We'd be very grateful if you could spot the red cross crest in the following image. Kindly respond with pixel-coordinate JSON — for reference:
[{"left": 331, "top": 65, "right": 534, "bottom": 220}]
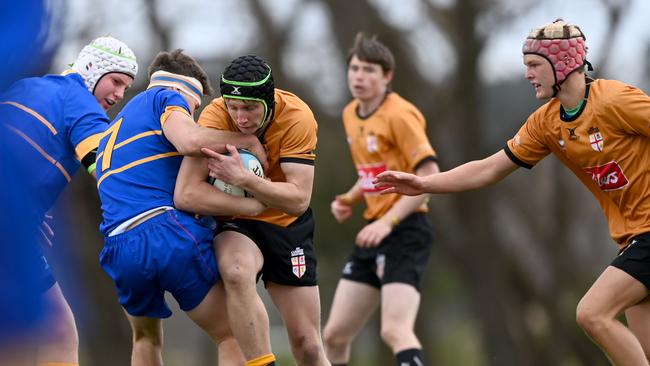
[
  {"left": 290, "top": 247, "right": 306, "bottom": 278},
  {"left": 588, "top": 127, "right": 604, "bottom": 152}
]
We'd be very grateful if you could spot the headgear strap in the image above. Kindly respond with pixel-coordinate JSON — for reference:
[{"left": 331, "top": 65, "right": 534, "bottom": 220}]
[{"left": 148, "top": 70, "right": 203, "bottom": 106}]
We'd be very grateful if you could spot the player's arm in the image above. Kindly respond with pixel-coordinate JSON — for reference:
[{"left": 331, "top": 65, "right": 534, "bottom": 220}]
[
  {"left": 163, "top": 110, "right": 267, "bottom": 163},
  {"left": 375, "top": 149, "right": 518, "bottom": 195},
  {"left": 331, "top": 179, "right": 364, "bottom": 224},
  {"left": 202, "top": 145, "right": 313, "bottom": 216},
  {"left": 355, "top": 159, "right": 439, "bottom": 248},
  {"left": 173, "top": 155, "right": 266, "bottom": 217},
  {"left": 243, "top": 161, "right": 314, "bottom": 216}
]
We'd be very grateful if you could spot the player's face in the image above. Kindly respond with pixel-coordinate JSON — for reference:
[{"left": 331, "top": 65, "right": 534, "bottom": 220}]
[
  {"left": 524, "top": 54, "right": 555, "bottom": 99},
  {"left": 347, "top": 55, "right": 392, "bottom": 102},
  {"left": 93, "top": 73, "right": 134, "bottom": 111},
  {"left": 224, "top": 98, "right": 265, "bottom": 134}
]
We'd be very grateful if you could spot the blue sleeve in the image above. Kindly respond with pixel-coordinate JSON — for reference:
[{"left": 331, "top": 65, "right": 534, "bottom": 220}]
[
  {"left": 152, "top": 88, "right": 191, "bottom": 118},
  {"left": 63, "top": 84, "right": 110, "bottom": 158}
]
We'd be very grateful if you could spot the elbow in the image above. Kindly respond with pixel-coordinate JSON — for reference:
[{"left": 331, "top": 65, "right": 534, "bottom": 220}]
[
  {"left": 176, "top": 133, "right": 201, "bottom": 156},
  {"left": 173, "top": 189, "right": 194, "bottom": 212},
  {"left": 286, "top": 196, "right": 310, "bottom": 217}
]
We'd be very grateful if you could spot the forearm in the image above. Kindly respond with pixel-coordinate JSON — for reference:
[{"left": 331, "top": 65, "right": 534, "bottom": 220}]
[
  {"left": 175, "top": 181, "right": 262, "bottom": 217},
  {"left": 378, "top": 193, "right": 429, "bottom": 226},
  {"left": 339, "top": 179, "right": 364, "bottom": 205},
  {"left": 183, "top": 128, "right": 256, "bottom": 156},
  {"left": 240, "top": 177, "right": 310, "bottom": 216},
  {"left": 423, "top": 156, "right": 511, "bottom": 193}
]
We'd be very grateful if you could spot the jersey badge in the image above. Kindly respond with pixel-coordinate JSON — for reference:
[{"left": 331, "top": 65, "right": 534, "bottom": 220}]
[
  {"left": 366, "top": 133, "right": 378, "bottom": 153},
  {"left": 588, "top": 127, "right": 604, "bottom": 152}
]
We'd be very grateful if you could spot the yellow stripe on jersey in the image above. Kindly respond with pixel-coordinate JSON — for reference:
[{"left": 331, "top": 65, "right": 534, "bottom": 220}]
[
  {"left": 96, "top": 130, "right": 163, "bottom": 161},
  {"left": 5, "top": 125, "right": 71, "bottom": 182},
  {"left": 1, "top": 101, "right": 58, "bottom": 135},
  {"left": 97, "top": 152, "right": 180, "bottom": 187},
  {"left": 75, "top": 132, "right": 103, "bottom": 161},
  {"left": 159, "top": 106, "right": 190, "bottom": 127}
]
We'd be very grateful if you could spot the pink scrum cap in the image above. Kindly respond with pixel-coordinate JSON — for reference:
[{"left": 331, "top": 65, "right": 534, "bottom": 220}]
[{"left": 522, "top": 19, "right": 592, "bottom": 90}]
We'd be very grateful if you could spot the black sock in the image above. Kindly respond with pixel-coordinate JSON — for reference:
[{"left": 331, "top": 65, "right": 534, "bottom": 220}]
[{"left": 395, "top": 348, "right": 424, "bottom": 366}]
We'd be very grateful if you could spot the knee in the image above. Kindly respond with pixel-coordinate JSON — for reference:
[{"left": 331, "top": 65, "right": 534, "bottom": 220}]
[
  {"left": 45, "top": 312, "right": 79, "bottom": 350},
  {"left": 219, "top": 261, "right": 256, "bottom": 289},
  {"left": 290, "top": 333, "right": 324, "bottom": 364},
  {"left": 323, "top": 323, "right": 348, "bottom": 350},
  {"left": 575, "top": 300, "right": 608, "bottom": 336},
  {"left": 132, "top": 326, "right": 163, "bottom": 347},
  {"left": 380, "top": 321, "right": 408, "bottom": 347}
]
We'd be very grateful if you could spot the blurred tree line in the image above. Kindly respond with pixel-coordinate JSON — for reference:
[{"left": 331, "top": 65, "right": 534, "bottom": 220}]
[{"left": 39, "top": 0, "right": 649, "bottom": 365}]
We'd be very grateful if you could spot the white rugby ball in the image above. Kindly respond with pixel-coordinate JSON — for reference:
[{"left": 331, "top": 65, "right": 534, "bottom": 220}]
[{"left": 209, "top": 149, "right": 264, "bottom": 197}]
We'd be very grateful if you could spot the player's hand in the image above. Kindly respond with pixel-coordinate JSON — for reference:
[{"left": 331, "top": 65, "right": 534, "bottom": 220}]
[
  {"left": 355, "top": 220, "right": 391, "bottom": 248},
  {"left": 201, "top": 144, "right": 249, "bottom": 186},
  {"left": 331, "top": 196, "right": 353, "bottom": 223},
  {"left": 242, "top": 135, "right": 268, "bottom": 171},
  {"left": 39, "top": 213, "right": 54, "bottom": 247},
  {"left": 373, "top": 170, "right": 425, "bottom": 196}
]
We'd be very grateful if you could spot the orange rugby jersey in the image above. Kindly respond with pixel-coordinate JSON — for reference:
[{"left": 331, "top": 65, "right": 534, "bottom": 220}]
[
  {"left": 506, "top": 79, "right": 650, "bottom": 246},
  {"left": 343, "top": 92, "right": 437, "bottom": 220},
  {"left": 198, "top": 89, "right": 318, "bottom": 227}
]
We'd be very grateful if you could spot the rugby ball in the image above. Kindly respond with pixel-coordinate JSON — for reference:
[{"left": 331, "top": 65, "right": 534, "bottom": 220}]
[{"left": 209, "top": 149, "right": 264, "bottom": 197}]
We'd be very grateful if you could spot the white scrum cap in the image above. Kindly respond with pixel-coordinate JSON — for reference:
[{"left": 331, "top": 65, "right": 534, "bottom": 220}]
[{"left": 71, "top": 36, "right": 138, "bottom": 93}]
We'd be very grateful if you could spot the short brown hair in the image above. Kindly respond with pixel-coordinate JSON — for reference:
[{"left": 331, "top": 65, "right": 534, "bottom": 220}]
[
  {"left": 346, "top": 32, "right": 395, "bottom": 74},
  {"left": 148, "top": 49, "right": 214, "bottom": 96}
]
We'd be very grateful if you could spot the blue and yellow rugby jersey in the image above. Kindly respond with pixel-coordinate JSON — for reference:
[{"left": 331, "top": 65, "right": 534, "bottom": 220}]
[
  {"left": 0, "top": 72, "right": 109, "bottom": 220},
  {"left": 96, "top": 87, "right": 190, "bottom": 235}
]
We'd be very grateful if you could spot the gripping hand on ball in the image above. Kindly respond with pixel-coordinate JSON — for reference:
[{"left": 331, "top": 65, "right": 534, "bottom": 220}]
[{"left": 202, "top": 144, "right": 250, "bottom": 187}]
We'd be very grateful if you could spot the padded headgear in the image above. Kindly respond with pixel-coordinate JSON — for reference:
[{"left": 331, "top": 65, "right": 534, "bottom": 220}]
[
  {"left": 220, "top": 55, "right": 275, "bottom": 130},
  {"left": 71, "top": 36, "right": 138, "bottom": 93},
  {"left": 523, "top": 19, "right": 591, "bottom": 91}
]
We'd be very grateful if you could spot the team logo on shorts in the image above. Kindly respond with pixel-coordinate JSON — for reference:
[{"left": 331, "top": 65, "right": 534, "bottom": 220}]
[
  {"left": 375, "top": 254, "right": 386, "bottom": 280},
  {"left": 291, "top": 247, "right": 306, "bottom": 278}
]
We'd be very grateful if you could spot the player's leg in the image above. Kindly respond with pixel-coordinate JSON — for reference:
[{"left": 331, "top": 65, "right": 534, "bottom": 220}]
[
  {"left": 380, "top": 283, "right": 423, "bottom": 364},
  {"left": 376, "top": 212, "right": 432, "bottom": 365},
  {"left": 124, "top": 312, "right": 163, "bottom": 366},
  {"left": 36, "top": 283, "right": 78, "bottom": 366},
  {"left": 267, "top": 283, "right": 329, "bottom": 366},
  {"left": 215, "top": 230, "right": 273, "bottom": 363},
  {"left": 185, "top": 281, "right": 246, "bottom": 365},
  {"left": 323, "top": 279, "right": 380, "bottom": 365},
  {"left": 625, "top": 295, "right": 650, "bottom": 361},
  {"left": 576, "top": 266, "right": 649, "bottom": 365}
]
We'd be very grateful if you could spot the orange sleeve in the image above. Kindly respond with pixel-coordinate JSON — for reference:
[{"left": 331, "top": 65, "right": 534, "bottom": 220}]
[
  {"left": 279, "top": 109, "right": 317, "bottom": 162},
  {"left": 506, "top": 108, "right": 552, "bottom": 168},
  {"left": 388, "top": 107, "right": 435, "bottom": 171}
]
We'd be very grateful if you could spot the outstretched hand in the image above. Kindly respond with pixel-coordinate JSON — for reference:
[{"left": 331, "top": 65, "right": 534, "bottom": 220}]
[
  {"left": 373, "top": 170, "right": 425, "bottom": 196},
  {"left": 201, "top": 144, "right": 248, "bottom": 186}
]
